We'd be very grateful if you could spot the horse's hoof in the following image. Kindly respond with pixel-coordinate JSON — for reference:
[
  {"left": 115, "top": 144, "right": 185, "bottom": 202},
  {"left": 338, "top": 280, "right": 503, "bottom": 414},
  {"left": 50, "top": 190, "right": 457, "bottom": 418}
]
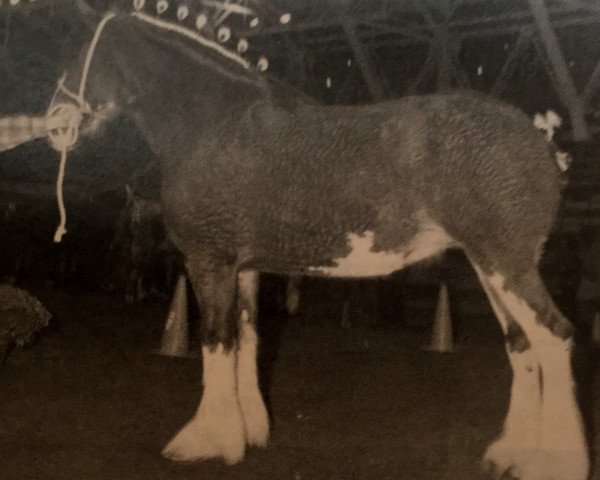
[
  {"left": 162, "top": 402, "right": 246, "bottom": 464},
  {"left": 481, "top": 437, "right": 533, "bottom": 479},
  {"left": 519, "top": 449, "right": 589, "bottom": 480},
  {"left": 481, "top": 457, "right": 519, "bottom": 480},
  {"left": 239, "top": 390, "right": 269, "bottom": 447}
]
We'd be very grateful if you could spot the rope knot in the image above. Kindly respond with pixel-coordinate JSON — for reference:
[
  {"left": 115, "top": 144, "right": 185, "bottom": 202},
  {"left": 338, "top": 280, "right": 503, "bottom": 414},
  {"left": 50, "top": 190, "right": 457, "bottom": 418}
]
[
  {"left": 46, "top": 102, "right": 84, "bottom": 152},
  {"left": 45, "top": 12, "right": 116, "bottom": 243},
  {"left": 45, "top": 101, "right": 85, "bottom": 243}
]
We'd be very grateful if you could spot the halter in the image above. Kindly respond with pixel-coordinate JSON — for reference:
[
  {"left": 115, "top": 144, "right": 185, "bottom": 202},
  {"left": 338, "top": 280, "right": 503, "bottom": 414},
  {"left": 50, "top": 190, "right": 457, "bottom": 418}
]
[
  {"left": 45, "top": 8, "right": 269, "bottom": 243},
  {"left": 46, "top": 12, "right": 116, "bottom": 242}
]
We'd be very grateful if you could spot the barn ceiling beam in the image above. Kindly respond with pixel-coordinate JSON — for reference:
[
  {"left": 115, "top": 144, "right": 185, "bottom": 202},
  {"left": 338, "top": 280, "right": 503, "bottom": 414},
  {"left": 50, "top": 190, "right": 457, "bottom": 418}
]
[
  {"left": 448, "top": 4, "right": 591, "bottom": 29},
  {"left": 376, "top": 7, "right": 599, "bottom": 36},
  {"left": 529, "top": 0, "right": 590, "bottom": 141},
  {"left": 327, "top": 12, "right": 599, "bottom": 43},
  {"left": 366, "top": 8, "right": 594, "bottom": 40},
  {"left": 454, "top": 13, "right": 600, "bottom": 39},
  {"left": 340, "top": 21, "right": 387, "bottom": 101},
  {"left": 404, "top": 36, "right": 438, "bottom": 95},
  {"left": 244, "top": 7, "right": 600, "bottom": 62},
  {"left": 490, "top": 28, "right": 533, "bottom": 97},
  {"left": 409, "top": 0, "right": 469, "bottom": 92},
  {"left": 244, "top": 5, "right": 599, "bottom": 44},
  {"left": 330, "top": 0, "right": 387, "bottom": 101},
  {"left": 410, "top": 0, "right": 437, "bottom": 28},
  {"left": 583, "top": 59, "right": 600, "bottom": 106},
  {"left": 367, "top": 23, "right": 430, "bottom": 43},
  {"left": 299, "top": 37, "right": 422, "bottom": 53},
  {"left": 555, "top": 0, "right": 600, "bottom": 15},
  {"left": 266, "top": 11, "right": 599, "bottom": 52},
  {"left": 532, "top": 34, "right": 571, "bottom": 106}
]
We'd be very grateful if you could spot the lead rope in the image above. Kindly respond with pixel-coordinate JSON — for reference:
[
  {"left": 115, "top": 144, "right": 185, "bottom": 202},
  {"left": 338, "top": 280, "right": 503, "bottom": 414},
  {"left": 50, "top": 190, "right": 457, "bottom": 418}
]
[
  {"left": 46, "top": 102, "right": 82, "bottom": 242},
  {"left": 46, "top": 12, "right": 116, "bottom": 242}
]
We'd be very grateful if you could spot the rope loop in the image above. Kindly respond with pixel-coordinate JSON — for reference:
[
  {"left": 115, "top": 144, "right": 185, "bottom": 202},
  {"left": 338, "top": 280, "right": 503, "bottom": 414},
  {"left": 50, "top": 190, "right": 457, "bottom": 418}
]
[
  {"left": 46, "top": 103, "right": 83, "bottom": 152},
  {"left": 45, "top": 12, "right": 116, "bottom": 243}
]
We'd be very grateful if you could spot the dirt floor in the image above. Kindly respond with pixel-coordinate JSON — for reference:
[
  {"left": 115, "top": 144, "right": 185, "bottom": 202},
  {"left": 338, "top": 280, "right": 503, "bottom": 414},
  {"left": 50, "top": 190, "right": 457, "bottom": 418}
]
[{"left": 1, "top": 284, "right": 599, "bottom": 480}]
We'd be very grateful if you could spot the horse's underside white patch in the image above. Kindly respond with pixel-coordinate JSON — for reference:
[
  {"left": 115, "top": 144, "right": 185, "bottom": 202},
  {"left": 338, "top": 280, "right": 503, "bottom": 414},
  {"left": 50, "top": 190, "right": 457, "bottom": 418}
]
[{"left": 309, "top": 227, "right": 452, "bottom": 277}]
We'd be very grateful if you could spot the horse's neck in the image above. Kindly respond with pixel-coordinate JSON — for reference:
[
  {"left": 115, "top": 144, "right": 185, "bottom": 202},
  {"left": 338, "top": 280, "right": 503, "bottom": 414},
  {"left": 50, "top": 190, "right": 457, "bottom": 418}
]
[
  {"left": 129, "top": 71, "right": 265, "bottom": 159},
  {"left": 93, "top": 22, "right": 266, "bottom": 157}
]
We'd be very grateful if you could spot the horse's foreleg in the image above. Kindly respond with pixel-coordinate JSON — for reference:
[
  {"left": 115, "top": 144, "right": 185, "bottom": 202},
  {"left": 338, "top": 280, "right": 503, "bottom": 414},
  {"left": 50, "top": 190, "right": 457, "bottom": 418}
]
[
  {"left": 479, "top": 267, "right": 589, "bottom": 480},
  {"left": 162, "top": 262, "right": 245, "bottom": 464},
  {"left": 237, "top": 270, "right": 269, "bottom": 447}
]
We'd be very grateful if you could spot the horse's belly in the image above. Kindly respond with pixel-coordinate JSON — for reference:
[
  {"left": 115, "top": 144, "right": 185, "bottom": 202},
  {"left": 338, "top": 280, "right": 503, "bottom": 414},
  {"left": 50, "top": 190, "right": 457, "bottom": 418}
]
[
  {"left": 308, "top": 237, "right": 406, "bottom": 276},
  {"left": 307, "top": 227, "right": 454, "bottom": 278}
]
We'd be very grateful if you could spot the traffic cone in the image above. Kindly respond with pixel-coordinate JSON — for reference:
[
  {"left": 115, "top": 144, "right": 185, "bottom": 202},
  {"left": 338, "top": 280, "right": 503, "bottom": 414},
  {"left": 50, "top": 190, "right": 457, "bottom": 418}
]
[
  {"left": 158, "top": 274, "right": 189, "bottom": 357},
  {"left": 592, "top": 311, "right": 600, "bottom": 346},
  {"left": 426, "top": 282, "right": 454, "bottom": 353},
  {"left": 286, "top": 277, "right": 300, "bottom": 315}
]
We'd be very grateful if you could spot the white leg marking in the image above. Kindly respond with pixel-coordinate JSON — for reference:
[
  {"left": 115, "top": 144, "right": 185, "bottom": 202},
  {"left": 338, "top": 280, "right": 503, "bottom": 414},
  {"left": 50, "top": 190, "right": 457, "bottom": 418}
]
[
  {"left": 162, "top": 344, "right": 245, "bottom": 464},
  {"left": 472, "top": 265, "right": 542, "bottom": 477},
  {"left": 237, "top": 270, "right": 269, "bottom": 447},
  {"left": 483, "top": 350, "right": 542, "bottom": 478},
  {"left": 237, "top": 309, "right": 270, "bottom": 446},
  {"left": 486, "top": 273, "right": 589, "bottom": 480},
  {"left": 532, "top": 340, "right": 589, "bottom": 480}
]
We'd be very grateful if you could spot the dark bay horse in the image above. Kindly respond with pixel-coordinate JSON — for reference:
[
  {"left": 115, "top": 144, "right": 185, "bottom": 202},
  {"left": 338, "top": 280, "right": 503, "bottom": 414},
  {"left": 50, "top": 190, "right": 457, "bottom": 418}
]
[{"left": 51, "top": 10, "right": 588, "bottom": 480}]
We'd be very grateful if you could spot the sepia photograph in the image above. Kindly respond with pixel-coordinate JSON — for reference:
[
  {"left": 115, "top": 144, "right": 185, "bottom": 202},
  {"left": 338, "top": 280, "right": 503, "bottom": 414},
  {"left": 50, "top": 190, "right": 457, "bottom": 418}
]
[{"left": 1, "top": 1, "right": 599, "bottom": 479}]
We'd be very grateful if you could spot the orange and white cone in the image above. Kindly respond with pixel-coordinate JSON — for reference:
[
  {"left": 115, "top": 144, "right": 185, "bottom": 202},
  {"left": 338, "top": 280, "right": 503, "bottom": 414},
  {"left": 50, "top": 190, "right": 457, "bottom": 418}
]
[
  {"left": 158, "top": 274, "right": 189, "bottom": 357},
  {"left": 286, "top": 276, "right": 300, "bottom": 316},
  {"left": 426, "top": 282, "right": 453, "bottom": 353}
]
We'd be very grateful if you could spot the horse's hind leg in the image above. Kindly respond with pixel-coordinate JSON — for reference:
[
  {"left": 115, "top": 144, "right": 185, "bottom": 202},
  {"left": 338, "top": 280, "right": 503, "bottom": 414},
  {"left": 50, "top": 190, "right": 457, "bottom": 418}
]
[
  {"left": 236, "top": 270, "right": 270, "bottom": 447},
  {"left": 471, "top": 264, "right": 542, "bottom": 478},
  {"left": 162, "top": 261, "right": 245, "bottom": 464},
  {"left": 473, "top": 262, "right": 589, "bottom": 480}
]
